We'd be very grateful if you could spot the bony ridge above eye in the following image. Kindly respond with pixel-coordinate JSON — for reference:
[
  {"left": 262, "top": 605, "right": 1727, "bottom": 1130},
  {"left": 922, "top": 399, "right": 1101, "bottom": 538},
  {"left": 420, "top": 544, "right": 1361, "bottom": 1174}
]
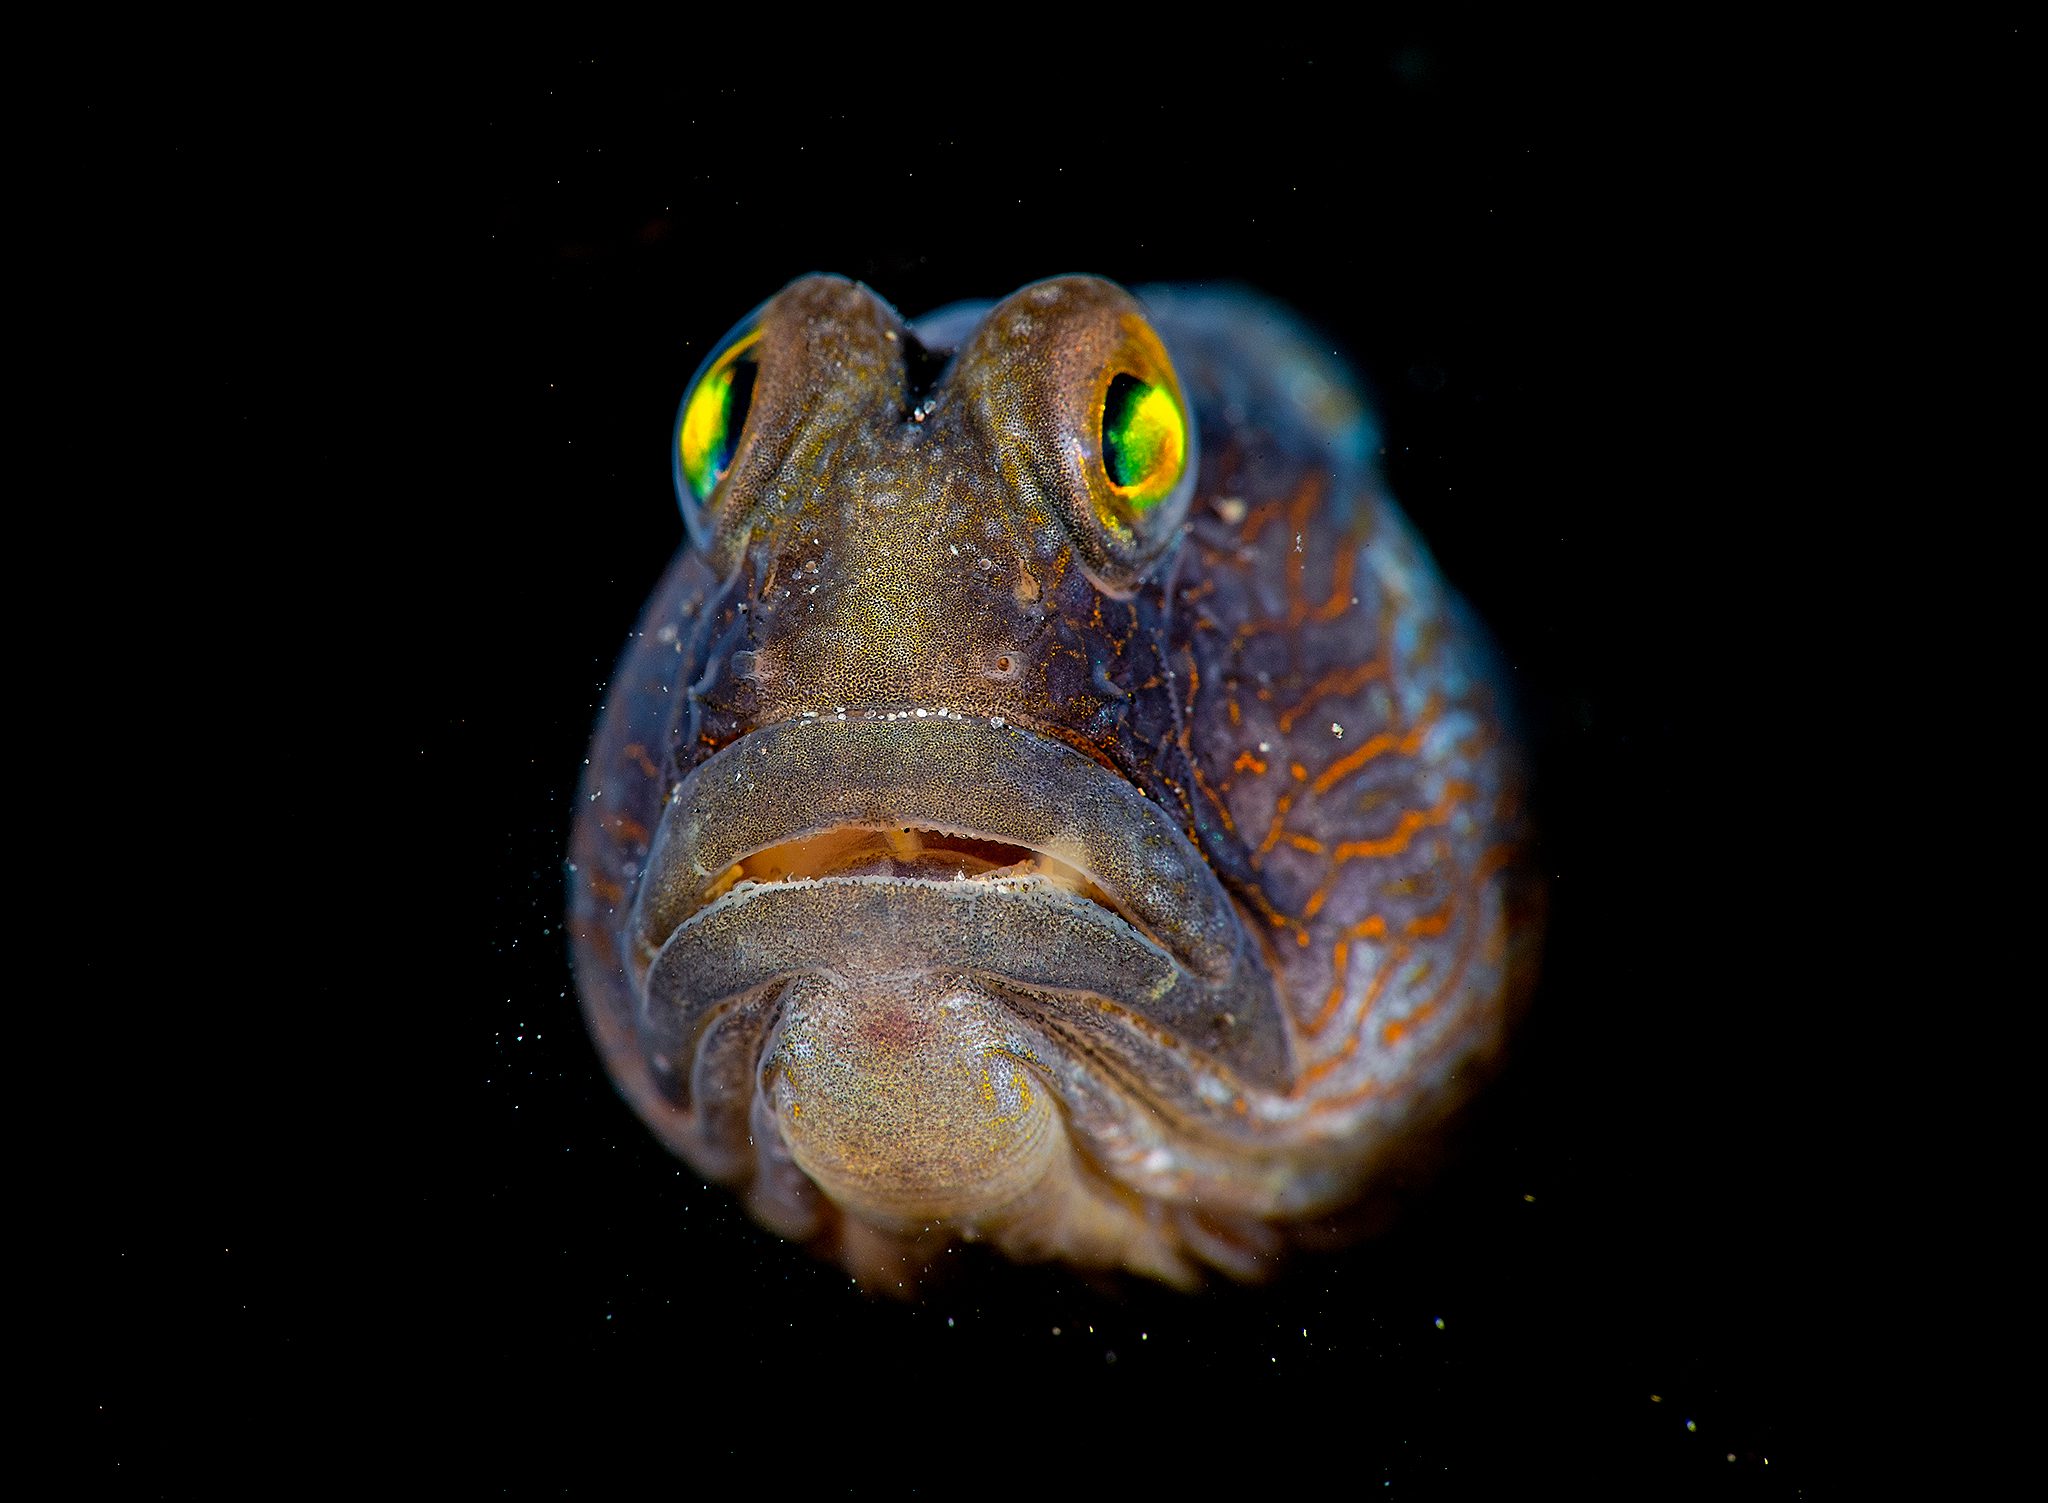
[{"left": 946, "top": 277, "right": 1199, "bottom": 589}]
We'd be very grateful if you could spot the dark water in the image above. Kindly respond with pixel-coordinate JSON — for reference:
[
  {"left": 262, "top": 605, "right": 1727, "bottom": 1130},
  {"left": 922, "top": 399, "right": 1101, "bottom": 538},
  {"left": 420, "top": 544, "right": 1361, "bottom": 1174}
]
[{"left": 72, "top": 28, "right": 1913, "bottom": 1496}]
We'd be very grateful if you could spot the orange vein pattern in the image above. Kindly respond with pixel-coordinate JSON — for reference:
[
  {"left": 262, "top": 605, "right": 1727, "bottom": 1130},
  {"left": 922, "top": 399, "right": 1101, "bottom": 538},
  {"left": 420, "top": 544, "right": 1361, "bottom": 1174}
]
[
  {"left": 1331, "top": 780, "right": 1473, "bottom": 863},
  {"left": 1307, "top": 914, "right": 1390, "bottom": 1035},
  {"left": 1276, "top": 659, "right": 1387, "bottom": 734},
  {"left": 1309, "top": 708, "right": 1434, "bottom": 795}
]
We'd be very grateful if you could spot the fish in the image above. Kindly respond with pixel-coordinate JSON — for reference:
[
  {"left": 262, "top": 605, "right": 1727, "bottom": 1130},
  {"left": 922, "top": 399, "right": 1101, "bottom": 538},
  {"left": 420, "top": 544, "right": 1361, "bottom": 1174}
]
[{"left": 570, "top": 274, "right": 1541, "bottom": 1289}]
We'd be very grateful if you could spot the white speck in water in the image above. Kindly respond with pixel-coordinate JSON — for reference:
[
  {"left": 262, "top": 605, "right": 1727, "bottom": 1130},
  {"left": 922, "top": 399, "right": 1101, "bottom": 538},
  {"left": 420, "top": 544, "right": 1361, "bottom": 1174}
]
[
  {"left": 990, "top": 716, "right": 1006, "bottom": 728},
  {"left": 1332, "top": 722, "right": 1345, "bottom": 738}
]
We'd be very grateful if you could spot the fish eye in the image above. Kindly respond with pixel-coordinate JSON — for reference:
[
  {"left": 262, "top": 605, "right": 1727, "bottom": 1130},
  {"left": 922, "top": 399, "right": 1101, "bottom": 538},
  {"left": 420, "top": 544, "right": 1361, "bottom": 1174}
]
[
  {"left": 676, "top": 323, "right": 762, "bottom": 509},
  {"left": 1100, "top": 372, "right": 1187, "bottom": 514}
]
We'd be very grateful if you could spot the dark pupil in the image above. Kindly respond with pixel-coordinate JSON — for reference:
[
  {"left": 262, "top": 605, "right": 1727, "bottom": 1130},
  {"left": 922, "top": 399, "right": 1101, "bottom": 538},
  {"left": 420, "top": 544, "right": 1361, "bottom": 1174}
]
[
  {"left": 718, "top": 358, "right": 759, "bottom": 475},
  {"left": 1101, "top": 373, "right": 1146, "bottom": 488}
]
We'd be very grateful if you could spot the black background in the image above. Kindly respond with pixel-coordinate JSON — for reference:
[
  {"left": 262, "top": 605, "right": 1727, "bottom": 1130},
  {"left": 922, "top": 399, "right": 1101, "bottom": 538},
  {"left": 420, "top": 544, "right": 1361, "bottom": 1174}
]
[{"left": 68, "top": 24, "right": 1948, "bottom": 1497}]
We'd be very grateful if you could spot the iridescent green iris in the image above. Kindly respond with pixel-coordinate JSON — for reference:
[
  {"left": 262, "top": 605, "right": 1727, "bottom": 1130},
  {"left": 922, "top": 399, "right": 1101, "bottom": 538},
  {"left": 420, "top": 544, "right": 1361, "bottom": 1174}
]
[
  {"left": 1100, "top": 372, "right": 1186, "bottom": 512},
  {"left": 678, "top": 329, "right": 762, "bottom": 503}
]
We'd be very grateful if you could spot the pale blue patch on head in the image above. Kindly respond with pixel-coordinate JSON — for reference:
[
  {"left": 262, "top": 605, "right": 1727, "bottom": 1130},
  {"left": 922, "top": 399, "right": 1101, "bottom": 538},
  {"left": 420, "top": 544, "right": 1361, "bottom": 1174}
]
[
  {"left": 908, "top": 300, "right": 999, "bottom": 354},
  {"left": 1136, "top": 283, "right": 1383, "bottom": 527}
]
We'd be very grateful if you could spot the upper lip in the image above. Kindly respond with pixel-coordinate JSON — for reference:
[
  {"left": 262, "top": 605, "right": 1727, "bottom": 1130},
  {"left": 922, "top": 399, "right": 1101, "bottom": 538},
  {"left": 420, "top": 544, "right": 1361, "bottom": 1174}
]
[
  {"left": 635, "top": 712, "right": 1239, "bottom": 975},
  {"left": 629, "top": 711, "right": 1289, "bottom": 1088}
]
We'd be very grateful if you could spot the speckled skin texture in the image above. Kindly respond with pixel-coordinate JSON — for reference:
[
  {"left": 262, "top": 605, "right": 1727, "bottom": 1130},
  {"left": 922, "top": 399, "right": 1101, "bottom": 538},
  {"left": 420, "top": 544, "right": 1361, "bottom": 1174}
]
[{"left": 571, "top": 275, "right": 1541, "bottom": 1288}]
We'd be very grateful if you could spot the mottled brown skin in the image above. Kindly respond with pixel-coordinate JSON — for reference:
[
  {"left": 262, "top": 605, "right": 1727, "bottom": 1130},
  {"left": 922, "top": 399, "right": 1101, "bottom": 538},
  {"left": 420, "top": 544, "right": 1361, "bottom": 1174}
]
[{"left": 571, "top": 275, "right": 1541, "bottom": 1290}]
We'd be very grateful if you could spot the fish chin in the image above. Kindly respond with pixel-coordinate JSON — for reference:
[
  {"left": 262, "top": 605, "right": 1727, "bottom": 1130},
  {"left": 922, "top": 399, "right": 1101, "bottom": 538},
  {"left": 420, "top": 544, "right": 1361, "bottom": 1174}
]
[{"left": 765, "top": 974, "right": 1059, "bottom": 1227}]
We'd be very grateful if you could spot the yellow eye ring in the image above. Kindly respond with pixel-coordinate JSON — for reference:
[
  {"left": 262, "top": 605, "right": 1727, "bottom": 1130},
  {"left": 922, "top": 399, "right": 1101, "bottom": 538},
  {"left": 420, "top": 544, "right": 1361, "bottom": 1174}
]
[
  {"left": 1100, "top": 372, "right": 1187, "bottom": 515},
  {"left": 676, "top": 326, "right": 762, "bottom": 508}
]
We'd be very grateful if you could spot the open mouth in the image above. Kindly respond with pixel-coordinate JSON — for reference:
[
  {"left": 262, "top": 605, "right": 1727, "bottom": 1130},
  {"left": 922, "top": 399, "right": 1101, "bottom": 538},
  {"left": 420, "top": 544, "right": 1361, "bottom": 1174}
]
[
  {"left": 631, "top": 713, "right": 1244, "bottom": 978},
  {"left": 626, "top": 712, "right": 1291, "bottom": 1089},
  {"left": 695, "top": 824, "right": 1155, "bottom": 944}
]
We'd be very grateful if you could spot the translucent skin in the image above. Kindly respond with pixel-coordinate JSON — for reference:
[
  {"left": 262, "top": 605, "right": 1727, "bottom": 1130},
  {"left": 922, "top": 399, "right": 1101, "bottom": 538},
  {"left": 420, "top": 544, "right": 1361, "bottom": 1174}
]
[{"left": 570, "top": 276, "right": 1541, "bottom": 1289}]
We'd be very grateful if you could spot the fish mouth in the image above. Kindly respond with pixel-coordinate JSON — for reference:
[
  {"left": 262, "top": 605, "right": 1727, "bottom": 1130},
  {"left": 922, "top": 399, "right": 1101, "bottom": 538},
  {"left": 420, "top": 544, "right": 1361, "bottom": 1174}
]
[
  {"left": 690, "top": 824, "right": 1159, "bottom": 948},
  {"left": 630, "top": 712, "right": 1290, "bottom": 1090}
]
